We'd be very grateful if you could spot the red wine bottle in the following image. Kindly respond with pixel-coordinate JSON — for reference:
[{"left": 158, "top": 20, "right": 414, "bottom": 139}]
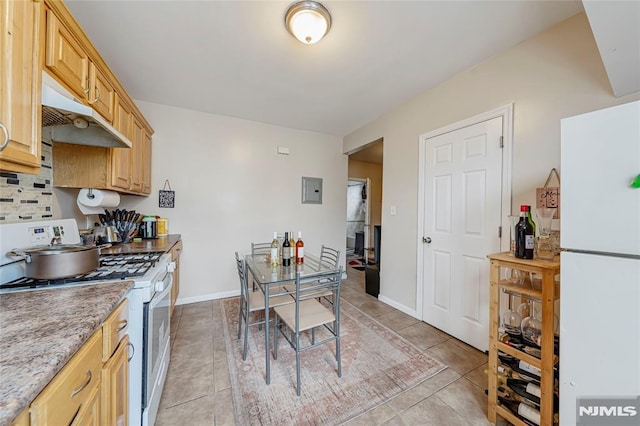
[
  {"left": 282, "top": 232, "right": 291, "bottom": 266},
  {"left": 515, "top": 205, "right": 535, "bottom": 259}
]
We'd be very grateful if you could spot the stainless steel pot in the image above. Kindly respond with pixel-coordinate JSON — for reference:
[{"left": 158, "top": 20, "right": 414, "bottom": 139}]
[{"left": 9, "top": 244, "right": 108, "bottom": 279}]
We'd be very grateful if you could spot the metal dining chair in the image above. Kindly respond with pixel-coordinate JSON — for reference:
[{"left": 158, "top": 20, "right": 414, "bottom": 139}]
[
  {"left": 251, "top": 242, "right": 272, "bottom": 255},
  {"left": 320, "top": 244, "right": 340, "bottom": 267},
  {"left": 273, "top": 267, "right": 343, "bottom": 396},
  {"left": 250, "top": 242, "right": 273, "bottom": 290},
  {"left": 235, "top": 252, "right": 293, "bottom": 360},
  {"left": 283, "top": 244, "right": 341, "bottom": 304}
]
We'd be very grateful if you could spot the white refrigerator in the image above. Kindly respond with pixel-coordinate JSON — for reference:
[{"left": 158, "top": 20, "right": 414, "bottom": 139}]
[{"left": 560, "top": 100, "right": 640, "bottom": 425}]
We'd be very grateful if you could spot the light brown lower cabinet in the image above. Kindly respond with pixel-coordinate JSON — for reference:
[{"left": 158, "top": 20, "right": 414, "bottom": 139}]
[
  {"left": 24, "top": 298, "right": 129, "bottom": 426},
  {"left": 29, "top": 329, "right": 103, "bottom": 425},
  {"left": 72, "top": 383, "right": 101, "bottom": 426},
  {"left": 170, "top": 240, "right": 183, "bottom": 315},
  {"left": 101, "top": 336, "right": 129, "bottom": 426}
]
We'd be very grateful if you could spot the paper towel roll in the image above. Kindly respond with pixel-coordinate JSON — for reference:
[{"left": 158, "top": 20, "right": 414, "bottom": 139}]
[{"left": 77, "top": 188, "right": 120, "bottom": 215}]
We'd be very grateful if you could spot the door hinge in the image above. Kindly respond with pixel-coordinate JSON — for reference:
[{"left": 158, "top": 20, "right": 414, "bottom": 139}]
[
  {"left": 499, "top": 136, "right": 504, "bottom": 148},
  {"left": 498, "top": 226, "right": 502, "bottom": 238}
]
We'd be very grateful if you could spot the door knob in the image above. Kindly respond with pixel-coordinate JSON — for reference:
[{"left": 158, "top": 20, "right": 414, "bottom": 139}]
[{"left": 423, "top": 237, "right": 432, "bottom": 244}]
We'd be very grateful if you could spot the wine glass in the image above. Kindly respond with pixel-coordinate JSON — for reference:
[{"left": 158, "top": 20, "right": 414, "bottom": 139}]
[
  {"left": 502, "top": 293, "right": 522, "bottom": 336},
  {"left": 516, "top": 298, "right": 531, "bottom": 319},
  {"left": 521, "top": 301, "right": 542, "bottom": 346}
]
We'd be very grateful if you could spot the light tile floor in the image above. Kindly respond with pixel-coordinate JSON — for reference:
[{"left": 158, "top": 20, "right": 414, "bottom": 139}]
[{"left": 156, "top": 264, "right": 496, "bottom": 425}]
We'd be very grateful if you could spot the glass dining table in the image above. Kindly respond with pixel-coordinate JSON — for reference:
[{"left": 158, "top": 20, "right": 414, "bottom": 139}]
[{"left": 244, "top": 253, "right": 340, "bottom": 384}]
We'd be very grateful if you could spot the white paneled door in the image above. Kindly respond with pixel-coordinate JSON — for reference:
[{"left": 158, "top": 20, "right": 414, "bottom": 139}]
[{"left": 421, "top": 116, "right": 503, "bottom": 351}]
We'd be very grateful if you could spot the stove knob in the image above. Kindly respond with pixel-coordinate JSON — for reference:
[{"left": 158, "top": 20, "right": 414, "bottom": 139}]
[{"left": 167, "top": 261, "right": 176, "bottom": 273}]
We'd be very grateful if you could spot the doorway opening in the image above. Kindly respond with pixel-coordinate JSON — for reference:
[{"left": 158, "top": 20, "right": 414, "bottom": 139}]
[{"left": 346, "top": 138, "right": 383, "bottom": 274}]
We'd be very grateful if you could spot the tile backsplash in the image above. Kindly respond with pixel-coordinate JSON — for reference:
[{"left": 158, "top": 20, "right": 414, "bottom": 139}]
[{"left": 0, "top": 141, "right": 54, "bottom": 223}]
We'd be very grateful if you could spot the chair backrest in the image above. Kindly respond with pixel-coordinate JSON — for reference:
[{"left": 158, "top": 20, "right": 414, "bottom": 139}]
[
  {"left": 295, "top": 267, "right": 343, "bottom": 300},
  {"left": 235, "top": 251, "right": 249, "bottom": 295},
  {"left": 251, "top": 242, "right": 272, "bottom": 255},
  {"left": 320, "top": 245, "right": 341, "bottom": 267}
]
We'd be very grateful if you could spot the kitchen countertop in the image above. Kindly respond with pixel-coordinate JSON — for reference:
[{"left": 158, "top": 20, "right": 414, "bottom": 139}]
[
  {"left": 100, "top": 234, "right": 181, "bottom": 255},
  {"left": 0, "top": 281, "right": 133, "bottom": 426}
]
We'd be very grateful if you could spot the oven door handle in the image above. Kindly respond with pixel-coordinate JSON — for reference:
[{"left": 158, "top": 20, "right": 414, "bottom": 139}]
[{"left": 149, "top": 272, "right": 173, "bottom": 309}]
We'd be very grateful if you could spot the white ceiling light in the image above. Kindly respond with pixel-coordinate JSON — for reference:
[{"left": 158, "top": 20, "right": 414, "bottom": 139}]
[{"left": 285, "top": 1, "right": 332, "bottom": 45}]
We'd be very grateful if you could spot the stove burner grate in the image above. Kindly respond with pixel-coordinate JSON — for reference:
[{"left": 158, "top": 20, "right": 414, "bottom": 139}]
[{"left": 0, "top": 252, "right": 163, "bottom": 291}]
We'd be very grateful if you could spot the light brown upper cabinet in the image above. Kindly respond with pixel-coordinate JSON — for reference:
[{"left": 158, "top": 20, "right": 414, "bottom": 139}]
[
  {"left": 129, "top": 116, "right": 145, "bottom": 193},
  {"left": 88, "top": 62, "right": 115, "bottom": 123},
  {"left": 44, "top": 0, "right": 153, "bottom": 195},
  {"left": 110, "top": 95, "right": 133, "bottom": 190},
  {"left": 45, "top": 9, "right": 88, "bottom": 100},
  {"left": 142, "top": 131, "right": 152, "bottom": 195},
  {"left": 45, "top": 10, "right": 115, "bottom": 123},
  {"left": 0, "top": 0, "right": 42, "bottom": 174}
]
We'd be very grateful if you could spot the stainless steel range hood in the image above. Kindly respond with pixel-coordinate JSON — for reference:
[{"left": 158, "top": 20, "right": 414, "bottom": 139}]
[{"left": 41, "top": 74, "right": 132, "bottom": 149}]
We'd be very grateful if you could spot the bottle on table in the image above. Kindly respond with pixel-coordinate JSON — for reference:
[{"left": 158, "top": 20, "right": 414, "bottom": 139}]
[
  {"left": 289, "top": 231, "right": 296, "bottom": 261},
  {"left": 282, "top": 232, "right": 291, "bottom": 267},
  {"left": 296, "top": 231, "right": 304, "bottom": 264},
  {"left": 515, "top": 205, "right": 535, "bottom": 259},
  {"left": 525, "top": 205, "right": 536, "bottom": 236},
  {"left": 270, "top": 232, "right": 279, "bottom": 266}
]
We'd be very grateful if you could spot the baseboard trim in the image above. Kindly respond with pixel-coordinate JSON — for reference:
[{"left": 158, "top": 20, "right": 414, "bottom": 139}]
[
  {"left": 176, "top": 289, "right": 240, "bottom": 306},
  {"left": 378, "top": 294, "right": 418, "bottom": 319}
]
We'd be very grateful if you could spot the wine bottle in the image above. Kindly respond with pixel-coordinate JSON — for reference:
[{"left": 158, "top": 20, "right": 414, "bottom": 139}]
[
  {"left": 498, "top": 354, "right": 541, "bottom": 383},
  {"left": 525, "top": 205, "right": 537, "bottom": 236},
  {"left": 282, "top": 232, "right": 291, "bottom": 266},
  {"left": 498, "top": 396, "right": 540, "bottom": 425},
  {"left": 497, "top": 365, "right": 539, "bottom": 384},
  {"left": 289, "top": 231, "right": 296, "bottom": 261},
  {"left": 515, "top": 205, "right": 535, "bottom": 259},
  {"left": 270, "top": 232, "right": 279, "bottom": 267},
  {"left": 296, "top": 231, "right": 304, "bottom": 264},
  {"left": 506, "top": 378, "right": 541, "bottom": 405}
]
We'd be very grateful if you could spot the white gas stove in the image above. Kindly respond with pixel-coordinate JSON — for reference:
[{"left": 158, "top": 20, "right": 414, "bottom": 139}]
[{"left": 0, "top": 219, "right": 173, "bottom": 426}]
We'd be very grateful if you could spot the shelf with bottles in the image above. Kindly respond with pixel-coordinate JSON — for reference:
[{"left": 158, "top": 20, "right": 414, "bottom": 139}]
[
  {"left": 487, "top": 252, "right": 560, "bottom": 426},
  {"left": 499, "top": 290, "right": 560, "bottom": 364}
]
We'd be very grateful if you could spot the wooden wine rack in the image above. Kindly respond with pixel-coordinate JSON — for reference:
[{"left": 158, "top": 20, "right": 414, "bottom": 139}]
[{"left": 487, "top": 252, "right": 560, "bottom": 426}]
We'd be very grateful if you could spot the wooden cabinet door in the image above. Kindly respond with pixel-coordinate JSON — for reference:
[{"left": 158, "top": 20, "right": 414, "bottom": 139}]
[
  {"left": 72, "top": 383, "right": 101, "bottom": 426},
  {"left": 170, "top": 241, "right": 182, "bottom": 315},
  {"left": 0, "top": 0, "right": 42, "bottom": 174},
  {"left": 88, "top": 62, "right": 115, "bottom": 123},
  {"left": 30, "top": 330, "right": 103, "bottom": 426},
  {"left": 142, "top": 131, "right": 152, "bottom": 194},
  {"left": 129, "top": 118, "right": 144, "bottom": 193},
  {"left": 111, "top": 95, "right": 132, "bottom": 190},
  {"left": 101, "top": 336, "right": 129, "bottom": 426},
  {"left": 45, "top": 9, "right": 88, "bottom": 100}
]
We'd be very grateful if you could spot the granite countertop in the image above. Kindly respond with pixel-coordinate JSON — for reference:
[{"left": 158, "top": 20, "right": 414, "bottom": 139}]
[
  {"left": 100, "top": 234, "right": 181, "bottom": 255},
  {"left": 0, "top": 281, "right": 133, "bottom": 426}
]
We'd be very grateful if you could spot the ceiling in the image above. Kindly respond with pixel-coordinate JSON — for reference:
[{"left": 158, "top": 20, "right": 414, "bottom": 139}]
[{"left": 65, "top": 0, "right": 587, "bottom": 137}]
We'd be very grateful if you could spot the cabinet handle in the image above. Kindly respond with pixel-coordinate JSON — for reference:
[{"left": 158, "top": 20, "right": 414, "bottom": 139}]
[
  {"left": 88, "top": 87, "right": 101, "bottom": 105},
  {"left": 84, "top": 75, "right": 90, "bottom": 95},
  {"left": 116, "top": 319, "right": 128, "bottom": 331},
  {"left": 71, "top": 370, "right": 92, "bottom": 397},
  {"left": 128, "top": 342, "right": 135, "bottom": 362},
  {"left": 0, "top": 122, "right": 9, "bottom": 152}
]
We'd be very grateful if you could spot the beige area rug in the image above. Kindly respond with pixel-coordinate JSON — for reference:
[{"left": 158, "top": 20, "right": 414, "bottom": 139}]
[{"left": 221, "top": 298, "right": 447, "bottom": 425}]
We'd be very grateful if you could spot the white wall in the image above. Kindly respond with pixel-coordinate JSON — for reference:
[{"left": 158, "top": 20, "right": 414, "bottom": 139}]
[
  {"left": 343, "top": 13, "right": 640, "bottom": 313},
  {"left": 56, "top": 104, "right": 347, "bottom": 304}
]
